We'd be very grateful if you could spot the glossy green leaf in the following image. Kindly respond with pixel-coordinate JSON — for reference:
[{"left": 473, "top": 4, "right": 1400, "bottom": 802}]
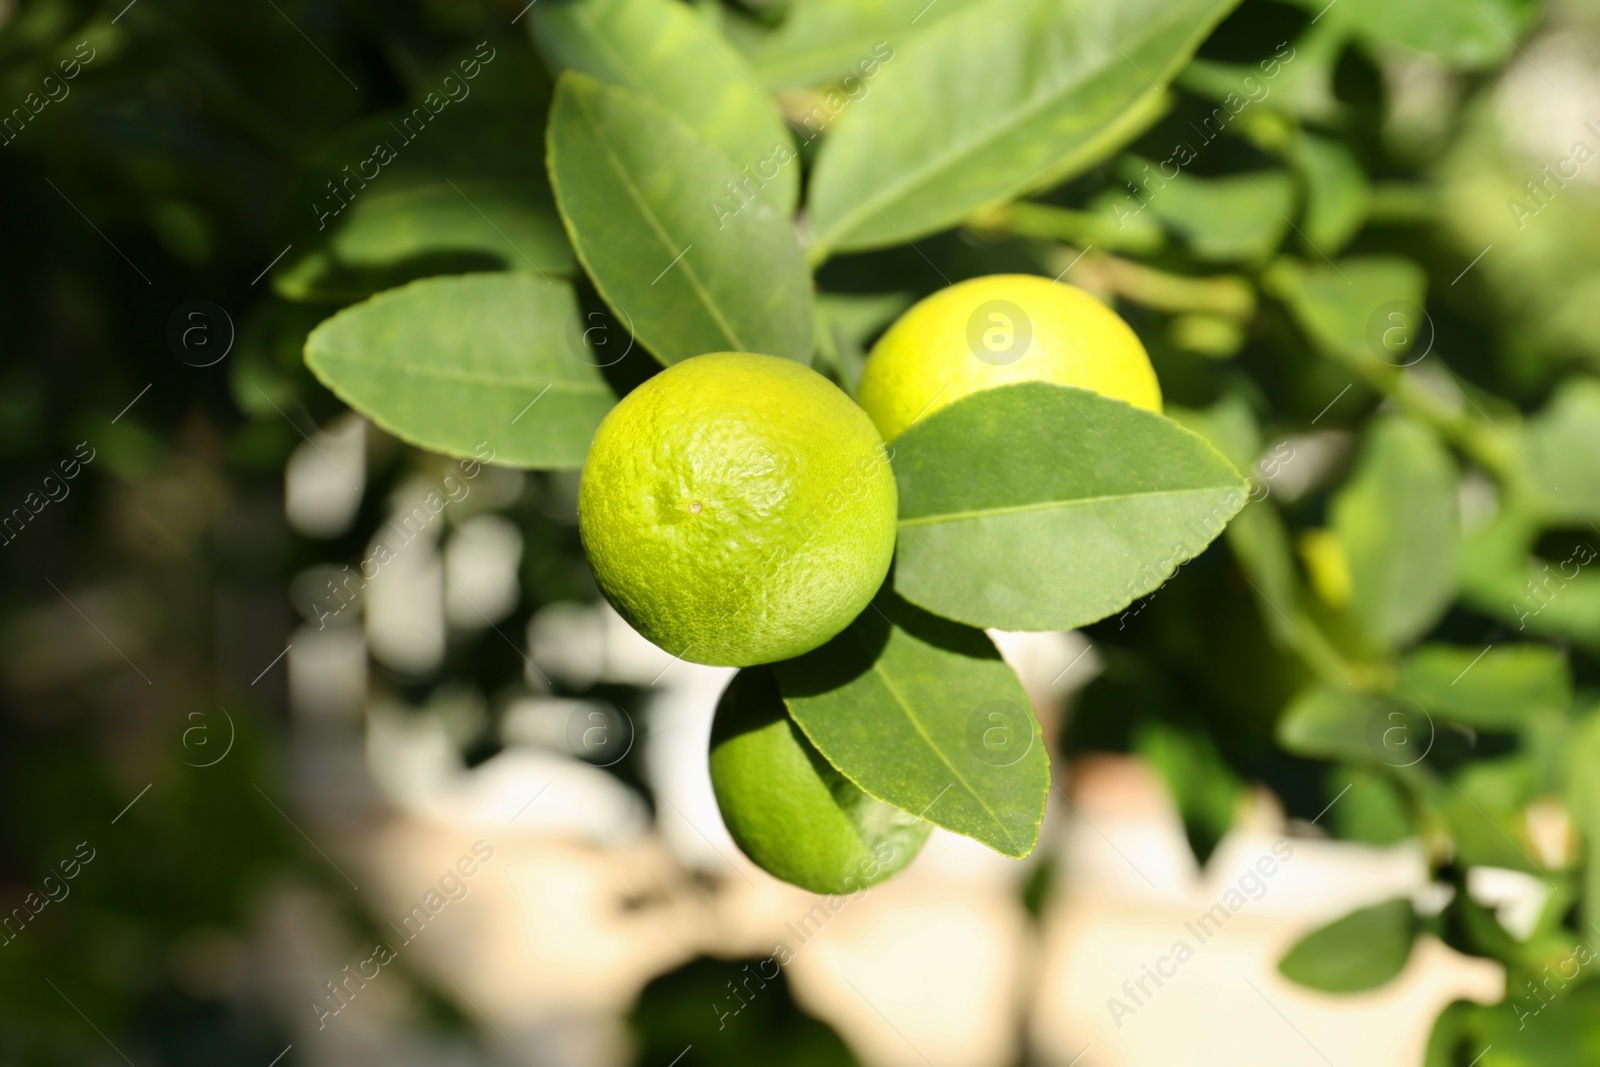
[
  {"left": 530, "top": 0, "right": 797, "bottom": 213},
  {"left": 303, "top": 274, "right": 615, "bottom": 469},
  {"left": 546, "top": 73, "right": 813, "bottom": 365},
  {"left": 1129, "top": 164, "right": 1296, "bottom": 262},
  {"left": 274, "top": 107, "right": 574, "bottom": 303},
  {"left": 1332, "top": 415, "right": 1460, "bottom": 648},
  {"left": 740, "top": 0, "right": 976, "bottom": 89},
  {"left": 1397, "top": 643, "right": 1571, "bottom": 729},
  {"left": 773, "top": 592, "right": 1048, "bottom": 858},
  {"left": 1278, "top": 899, "right": 1416, "bottom": 993},
  {"left": 891, "top": 383, "right": 1248, "bottom": 631},
  {"left": 806, "top": 0, "right": 1241, "bottom": 256}
]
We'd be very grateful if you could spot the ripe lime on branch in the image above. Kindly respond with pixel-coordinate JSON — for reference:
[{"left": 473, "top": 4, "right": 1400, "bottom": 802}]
[
  {"left": 858, "top": 273, "right": 1163, "bottom": 442},
  {"left": 578, "top": 351, "right": 897, "bottom": 668},
  {"left": 709, "top": 667, "right": 930, "bottom": 894}
]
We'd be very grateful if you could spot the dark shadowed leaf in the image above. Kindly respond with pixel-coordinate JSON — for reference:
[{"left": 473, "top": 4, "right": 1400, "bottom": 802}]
[
  {"left": 274, "top": 107, "right": 573, "bottom": 303},
  {"left": 1279, "top": 899, "right": 1416, "bottom": 993},
  {"left": 774, "top": 592, "right": 1049, "bottom": 858}
]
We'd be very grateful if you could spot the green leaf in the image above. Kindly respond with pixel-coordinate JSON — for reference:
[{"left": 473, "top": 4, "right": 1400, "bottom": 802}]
[
  {"left": 773, "top": 592, "right": 1048, "bottom": 858},
  {"left": 812, "top": 290, "right": 913, "bottom": 395},
  {"left": 274, "top": 107, "right": 574, "bottom": 303},
  {"left": 1298, "top": 0, "right": 1537, "bottom": 71},
  {"left": 805, "top": 0, "right": 1241, "bottom": 256},
  {"left": 1463, "top": 982, "right": 1600, "bottom": 1066},
  {"left": 1129, "top": 164, "right": 1296, "bottom": 262},
  {"left": 891, "top": 383, "right": 1248, "bottom": 631},
  {"left": 530, "top": 0, "right": 798, "bottom": 213},
  {"left": 1397, "top": 644, "right": 1571, "bottom": 730},
  {"left": 1272, "top": 255, "right": 1427, "bottom": 359},
  {"left": 1133, "top": 720, "right": 1243, "bottom": 859},
  {"left": 740, "top": 0, "right": 976, "bottom": 89},
  {"left": 1328, "top": 766, "right": 1414, "bottom": 846},
  {"left": 1276, "top": 684, "right": 1377, "bottom": 762},
  {"left": 303, "top": 274, "right": 615, "bottom": 469},
  {"left": 1276, "top": 683, "right": 1440, "bottom": 770},
  {"left": 1290, "top": 134, "right": 1370, "bottom": 254},
  {"left": 1522, "top": 376, "right": 1600, "bottom": 523},
  {"left": 1331, "top": 415, "right": 1460, "bottom": 648},
  {"left": 546, "top": 73, "right": 814, "bottom": 366},
  {"left": 1278, "top": 899, "right": 1416, "bottom": 993},
  {"left": 1445, "top": 757, "right": 1545, "bottom": 871}
]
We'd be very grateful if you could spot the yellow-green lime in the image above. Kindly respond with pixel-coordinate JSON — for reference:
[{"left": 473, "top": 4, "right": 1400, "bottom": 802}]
[
  {"left": 709, "top": 668, "right": 930, "bottom": 893},
  {"left": 579, "top": 352, "right": 897, "bottom": 668},
  {"left": 858, "top": 274, "right": 1162, "bottom": 441}
]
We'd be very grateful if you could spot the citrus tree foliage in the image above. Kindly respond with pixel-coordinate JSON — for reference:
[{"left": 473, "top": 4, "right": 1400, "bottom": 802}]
[
  {"left": 299, "top": 0, "right": 1253, "bottom": 863},
  {"left": 252, "top": 0, "right": 1597, "bottom": 1059}
]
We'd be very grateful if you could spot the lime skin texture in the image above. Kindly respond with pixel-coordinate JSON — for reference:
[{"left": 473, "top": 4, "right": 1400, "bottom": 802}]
[
  {"left": 858, "top": 273, "right": 1162, "bottom": 442},
  {"left": 708, "top": 667, "right": 931, "bottom": 894},
  {"left": 578, "top": 352, "right": 898, "bottom": 668}
]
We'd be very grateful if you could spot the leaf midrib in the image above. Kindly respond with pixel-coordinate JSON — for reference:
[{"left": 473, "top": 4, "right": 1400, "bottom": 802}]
[
  {"left": 815, "top": 0, "right": 1210, "bottom": 248},
  {"left": 311, "top": 351, "right": 611, "bottom": 392},
  {"left": 898, "top": 484, "right": 1235, "bottom": 527},
  {"left": 571, "top": 86, "right": 747, "bottom": 353},
  {"left": 850, "top": 620, "right": 1024, "bottom": 854}
]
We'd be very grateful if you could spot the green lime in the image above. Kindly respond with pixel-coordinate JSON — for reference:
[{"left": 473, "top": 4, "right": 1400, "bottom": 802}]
[
  {"left": 579, "top": 352, "right": 897, "bottom": 667},
  {"left": 858, "top": 273, "right": 1162, "bottom": 442},
  {"left": 709, "top": 668, "right": 930, "bottom": 893}
]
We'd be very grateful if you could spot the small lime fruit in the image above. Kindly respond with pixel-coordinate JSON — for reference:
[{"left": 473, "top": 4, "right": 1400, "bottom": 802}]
[
  {"left": 858, "top": 273, "right": 1161, "bottom": 441},
  {"left": 709, "top": 668, "right": 930, "bottom": 893},
  {"left": 578, "top": 352, "right": 897, "bottom": 667}
]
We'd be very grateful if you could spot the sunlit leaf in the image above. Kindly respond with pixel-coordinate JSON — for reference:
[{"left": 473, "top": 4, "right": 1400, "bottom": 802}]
[
  {"left": 806, "top": 0, "right": 1242, "bottom": 255},
  {"left": 891, "top": 383, "right": 1247, "bottom": 631},
  {"left": 304, "top": 274, "right": 614, "bottom": 469},
  {"left": 546, "top": 73, "right": 813, "bottom": 365}
]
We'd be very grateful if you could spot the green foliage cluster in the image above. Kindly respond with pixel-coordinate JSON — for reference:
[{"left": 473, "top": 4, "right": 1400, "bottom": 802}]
[
  {"left": 5, "top": 0, "right": 1600, "bottom": 1060},
  {"left": 284, "top": 0, "right": 1600, "bottom": 1056}
]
